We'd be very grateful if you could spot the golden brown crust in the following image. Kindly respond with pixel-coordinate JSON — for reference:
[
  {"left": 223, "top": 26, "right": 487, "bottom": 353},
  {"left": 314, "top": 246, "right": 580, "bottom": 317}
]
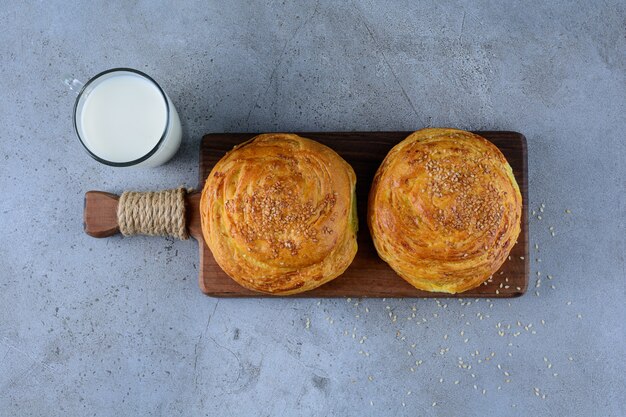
[
  {"left": 368, "top": 128, "right": 522, "bottom": 293},
  {"left": 200, "top": 133, "right": 358, "bottom": 295}
]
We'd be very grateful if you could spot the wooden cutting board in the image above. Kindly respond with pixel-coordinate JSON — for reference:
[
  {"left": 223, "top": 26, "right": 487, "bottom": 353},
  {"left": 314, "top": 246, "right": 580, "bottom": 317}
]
[{"left": 85, "top": 131, "right": 528, "bottom": 298}]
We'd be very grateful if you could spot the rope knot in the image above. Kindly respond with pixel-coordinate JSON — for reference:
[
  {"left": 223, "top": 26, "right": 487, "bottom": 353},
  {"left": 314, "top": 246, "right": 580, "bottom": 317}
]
[{"left": 117, "top": 187, "right": 189, "bottom": 240}]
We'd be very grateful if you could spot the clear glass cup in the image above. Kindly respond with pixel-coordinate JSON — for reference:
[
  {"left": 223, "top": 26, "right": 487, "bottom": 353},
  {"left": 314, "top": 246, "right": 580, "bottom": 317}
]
[{"left": 73, "top": 68, "right": 182, "bottom": 167}]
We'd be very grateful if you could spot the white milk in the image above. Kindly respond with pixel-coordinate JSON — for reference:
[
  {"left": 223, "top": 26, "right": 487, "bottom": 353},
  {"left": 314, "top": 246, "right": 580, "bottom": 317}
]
[{"left": 76, "top": 70, "right": 181, "bottom": 167}]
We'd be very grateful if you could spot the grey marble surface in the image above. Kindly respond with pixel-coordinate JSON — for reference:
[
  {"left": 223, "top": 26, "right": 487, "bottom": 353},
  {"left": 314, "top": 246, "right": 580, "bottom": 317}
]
[{"left": 1, "top": 1, "right": 624, "bottom": 416}]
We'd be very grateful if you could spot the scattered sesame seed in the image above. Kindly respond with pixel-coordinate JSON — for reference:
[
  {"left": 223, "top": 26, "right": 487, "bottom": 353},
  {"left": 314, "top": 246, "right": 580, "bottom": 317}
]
[
  {"left": 432, "top": 402, "right": 437, "bottom": 407},
  {"left": 565, "top": 209, "right": 571, "bottom": 213}
]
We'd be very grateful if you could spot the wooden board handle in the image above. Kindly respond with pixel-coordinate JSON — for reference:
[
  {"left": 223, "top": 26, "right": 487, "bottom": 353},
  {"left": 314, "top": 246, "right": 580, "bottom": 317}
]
[
  {"left": 84, "top": 191, "right": 120, "bottom": 238},
  {"left": 83, "top": 190, "right": 202, "bottom": 239}
]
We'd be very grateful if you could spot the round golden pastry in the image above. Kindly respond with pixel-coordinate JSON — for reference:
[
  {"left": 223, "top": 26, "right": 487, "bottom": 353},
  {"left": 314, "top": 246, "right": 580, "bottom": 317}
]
[
  {"left": 368, "top": 128, "right": 522, "bottom": 293},
  {"left": 200, "top": 133, "right": 358, "bottom": 295}
]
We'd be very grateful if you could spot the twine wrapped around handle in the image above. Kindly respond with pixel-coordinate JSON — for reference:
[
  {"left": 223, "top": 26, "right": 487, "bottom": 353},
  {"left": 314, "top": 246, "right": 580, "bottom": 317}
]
[{"left": 117, "top": 187, "right": 189, "bottom": 240}]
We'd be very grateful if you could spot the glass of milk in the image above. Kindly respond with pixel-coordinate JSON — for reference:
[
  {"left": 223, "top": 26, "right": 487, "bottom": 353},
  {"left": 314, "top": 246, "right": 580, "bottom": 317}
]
[{"left": 73, "top": 68, "right": 182, "bottom": 167}]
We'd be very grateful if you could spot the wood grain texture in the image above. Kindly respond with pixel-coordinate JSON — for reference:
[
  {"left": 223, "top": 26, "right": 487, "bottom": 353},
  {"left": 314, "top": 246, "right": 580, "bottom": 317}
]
[
  {"left": 84, "top": 191, "right": 120, "bottom": 238},
  {"left": 197, "top": 132, "right": 529, "bottom": 298}
]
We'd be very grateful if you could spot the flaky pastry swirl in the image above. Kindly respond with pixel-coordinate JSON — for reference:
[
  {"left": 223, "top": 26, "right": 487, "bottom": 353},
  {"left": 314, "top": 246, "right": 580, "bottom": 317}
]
[
  {"left": 368, "top": 128, "right": 522, "bottom": 293},
  {"left": 201, "top": 133, "right": 358, "bottom": 295}
]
